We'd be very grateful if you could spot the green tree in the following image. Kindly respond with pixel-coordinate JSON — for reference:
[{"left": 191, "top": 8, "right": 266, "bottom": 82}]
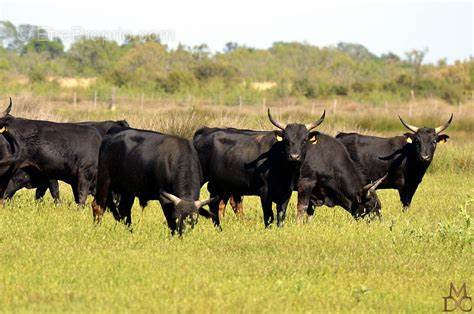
[
  {"left": 0, "top": 21, "right": 48, "bottom": 52},
  {"left": 22, "top": 37, "right": 64, "bottom": 58},
  {"left": 67, "top": 37, "right": 122, "bottom": 76}
]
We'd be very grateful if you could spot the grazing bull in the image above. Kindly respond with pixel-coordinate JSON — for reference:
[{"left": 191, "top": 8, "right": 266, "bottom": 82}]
[
  {"left": 297, "top": 133, "right": 386, "bottom": 220},
  {"left": 336, "top": 114, "right": 452, "bottom": 211},
  {"left": 193, "top": 109, "right": 325, "bottom": 228},
  {"left": 0, "top": 98, "right": 102, "bottom": 205},
  {"left": 2, "top": 119, "right": 130, "bottom": 201},
  {"left": 91, "top": 128, "right": 213, "bottom": 235}
]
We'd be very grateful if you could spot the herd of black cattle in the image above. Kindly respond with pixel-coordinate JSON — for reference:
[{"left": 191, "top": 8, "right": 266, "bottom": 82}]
[{"left": 0, "top": 98, "right": 453, "bottom": 234}]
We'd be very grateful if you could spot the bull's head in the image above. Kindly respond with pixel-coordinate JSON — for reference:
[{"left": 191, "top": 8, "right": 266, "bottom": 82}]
[
  {"left": 0, "top": 98, "right": 21, "bottom": 168},
  {"left": 354, "top": 173, "right": 387, "bottom": 218},
  {"left": 267, "top": 108, "right": 325, "bottom": 162},
  {"left": 399, "top": 114, "right": 452, "bottom": 163},
  {"left": 161, "top": 191, "right": 214, "bottom": 235}
]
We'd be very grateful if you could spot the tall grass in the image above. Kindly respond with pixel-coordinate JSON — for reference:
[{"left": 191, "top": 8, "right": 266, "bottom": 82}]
[{"left": 0, "top": 96, "right": 472, "bottom": 312}]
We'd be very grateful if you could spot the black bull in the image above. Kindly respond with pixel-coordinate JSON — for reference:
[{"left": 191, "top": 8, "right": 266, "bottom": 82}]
[
  {"left": 0, "top": 119, "right": 130, "bottom": 201},
  {"left": 0, "top": 98, "right": 107, "bottom": 205},
  {"left": 336, "top": 114, "right": 452, "bottom": 211},
  {"left": 193, "top": 109, "right": 325, "bottom": 228},
  {"left": 91, "top": 128, "right": 213, "bottom": 235},
  {"left": 296, "top": 132, "right": 386, "bottom": 220}
]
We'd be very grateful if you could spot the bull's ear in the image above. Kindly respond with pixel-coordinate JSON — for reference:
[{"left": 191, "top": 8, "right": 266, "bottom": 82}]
[
  {"left": 198, "top": 207, "right": 214, "bottom": 219},
  {"left": 437, "top": 134, "right": 449, "bottom": 143},
  {"left": 308, "top": 131, "right": 318, "bottom": 144},
  {"left": 275, "top": 130, "right": 284, "bottom": 141},
  {"left": 404, "top": 133, "right": 414, "bottom": 143}
]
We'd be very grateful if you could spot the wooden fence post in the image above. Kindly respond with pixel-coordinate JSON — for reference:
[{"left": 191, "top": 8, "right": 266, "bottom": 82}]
[{"left": 109, "top": 87, "right": 116, "bottom": 111}]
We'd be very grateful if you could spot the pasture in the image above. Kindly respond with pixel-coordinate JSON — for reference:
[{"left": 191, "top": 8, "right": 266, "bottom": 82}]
[{"left": 0, "top": 97, "right": 472, "bottom": 312}]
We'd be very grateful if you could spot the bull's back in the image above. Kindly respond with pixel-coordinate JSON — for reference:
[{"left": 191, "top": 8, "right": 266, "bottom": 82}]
[
  {"left": 194, "top": 127, "right": 275, "bottom": 180},
  {"left": 194, "top": 127, "right": 275, "bottom": 179},
  {"left": 336, "top": 132, "right": 406, "bottom": 181},
  {"left": 302, "top": 133, "right": 366, "bottom": 200},
  {"left": 16, "top": 120, "right": 102, "bottom": 173},
  {"left": 101, "top": 130, "right": 201, "bottom": 197},
  {"left": 304, "top": 133, "right": 356, "bottom": 178},
  {"left": 77, "top": 120, "right": 130, "bottom": 137}
]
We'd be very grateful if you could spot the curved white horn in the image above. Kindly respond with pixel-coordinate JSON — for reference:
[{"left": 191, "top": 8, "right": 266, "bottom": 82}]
[
  {"left": 194, "top": 198, "right": 213, "bottom": 209},
  {"left": 2, "top": 97, "right": 12, "bottom": 117},
  {"left": 363, "top": 173, "right": 388, "bottom": 197},
  {"left": 161, "top": 191, "right": 181, "bottom": 205},
  {"left": 267, "top": 108, "right": 285, "bottom": 130},
  {"left": 398, "top": 115, "right": 419, "bottom": 133},
  {"left": 306, "top": 110, "right": 326, "bottom": 131},
  {"left": 434, "top": 113, "right": 453, "bottom": 134}
]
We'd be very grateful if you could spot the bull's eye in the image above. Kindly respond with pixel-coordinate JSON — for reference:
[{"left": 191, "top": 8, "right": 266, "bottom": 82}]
[
  {"left": 276, "top": 135, "right": 283, "bottom": 142},
  {"left": 406, "top": 137, "right": 412, "bottom": 144}
]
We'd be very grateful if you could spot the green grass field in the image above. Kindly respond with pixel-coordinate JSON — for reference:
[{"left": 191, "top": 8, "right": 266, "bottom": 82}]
[{"left": 0, "top": 101, "right": 472, "bottom": 313}]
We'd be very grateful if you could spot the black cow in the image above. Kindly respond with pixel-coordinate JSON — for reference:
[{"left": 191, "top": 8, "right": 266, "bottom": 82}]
[
  {"left": 1, "top": 119, "right": 130, "bottom": 201},
  {"left": 0, "top": 98, "right": 102, "bottom": 205},
  {"left": 91, "top": 128, "right": 213, "bottom": 235},
  {"left": 336, "top": 114, "right": 452, "bottom": 211},
  {"left": 297, "top": 133, "right": 386, "bottom": 221},
  {"left": 193, "top": 109, "right": 325, "bottom": 228}
]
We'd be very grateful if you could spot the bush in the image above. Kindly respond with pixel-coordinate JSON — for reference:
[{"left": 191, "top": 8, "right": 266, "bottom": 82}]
[{"left": 161, "top": 70, "right": 197, "bottom": 94}]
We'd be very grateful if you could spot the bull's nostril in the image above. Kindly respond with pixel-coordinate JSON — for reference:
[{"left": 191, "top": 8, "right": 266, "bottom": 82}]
[
  {"left": 422, "top": 155, "right": 430, "bottom": 160},
  {"left": 290, "top": 154, "right": 300, "bottom": 161}
]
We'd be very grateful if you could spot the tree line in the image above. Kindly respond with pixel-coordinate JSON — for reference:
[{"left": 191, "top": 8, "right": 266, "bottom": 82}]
[{"left": 0, "top": 21, "right": 472, "bottom": 105}]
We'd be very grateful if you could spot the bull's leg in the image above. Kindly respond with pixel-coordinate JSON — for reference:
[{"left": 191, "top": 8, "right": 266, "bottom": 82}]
[
  {"left": 106, "top": 191, "right": 121, "bottom": 221},
  {"left": 161, "top": 202, "right": 177, "bottom": 235},
  {"left": 91, "top": 171, "right": 110, "bottom": 223},
  {"left": 4, "top": 180, "right": 21, "bottom": 200},
  {"left": 0, "top": 176, "right": 12, "bottom": 205},
  {"left": 209, "top": 195, "right": 223, "bottom": 230},
  {"left": 218, "top": 194, "right": 230, "bottom": 221},
  {"left": 48, "top": 180, "right": 60, "bottom": 202},
  {"left": 260, "top": 197, "right": 274, "bottom": 228},
  {"left": 35, "top": 184, "right": 48, "bottom": 200},
  {"left": 230, "top": 194, "right": 244, "bottom": 216},
  {"left": 398, "top": 184, "right": 419, "bottom": 212},
  {"left": 117, "top": 194, "right": 134, "bottom": 227},
  {"left": 296, "top": 180, "right": 314, "bottom": 223},
  {"left": 74, "top": 173, "right": 90, "bottom": 205},
  {"left": 276, "top": 197, "right": 290, "bottom": 227}
]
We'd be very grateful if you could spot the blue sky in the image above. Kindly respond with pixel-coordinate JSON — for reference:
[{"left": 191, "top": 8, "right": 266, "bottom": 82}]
[{"left": 1, "top": 0, "right": 472, "bottom": 63}]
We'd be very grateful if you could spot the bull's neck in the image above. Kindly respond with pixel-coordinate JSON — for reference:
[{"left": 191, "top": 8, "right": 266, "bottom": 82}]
[{"left": 404, "top": 147, "right": 430, "bottom": 182}]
